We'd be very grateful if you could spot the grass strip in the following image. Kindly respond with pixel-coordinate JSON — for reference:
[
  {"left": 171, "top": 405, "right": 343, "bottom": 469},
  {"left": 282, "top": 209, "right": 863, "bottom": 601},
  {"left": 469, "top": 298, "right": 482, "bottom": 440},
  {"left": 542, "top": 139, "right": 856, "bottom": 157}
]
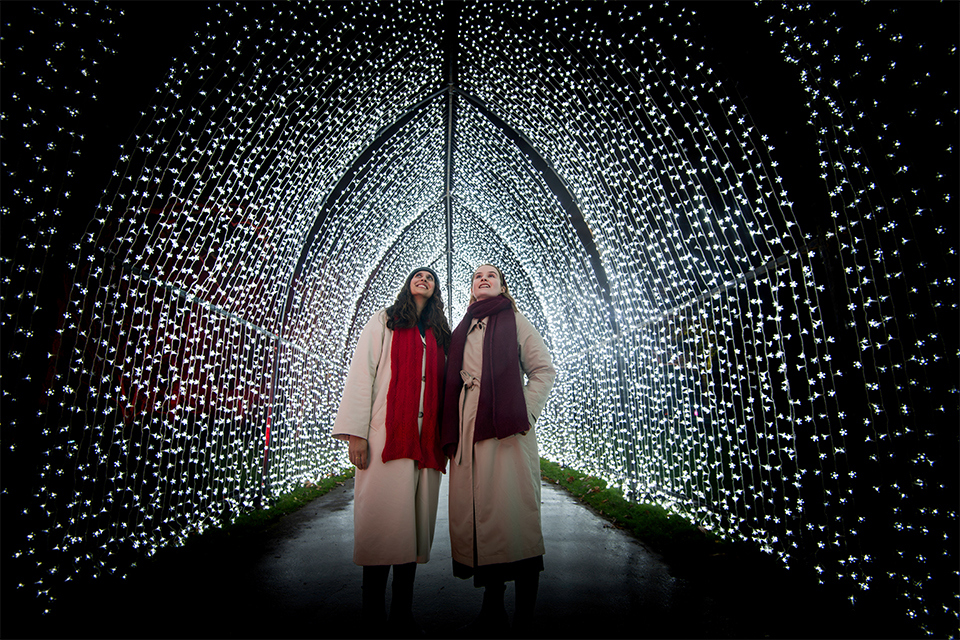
[
  {"left": 539, "top": 458, "right": 731, "bottom": 563},
  {"left": 222, "top": 467, "right": 356, "bottom": 533}
]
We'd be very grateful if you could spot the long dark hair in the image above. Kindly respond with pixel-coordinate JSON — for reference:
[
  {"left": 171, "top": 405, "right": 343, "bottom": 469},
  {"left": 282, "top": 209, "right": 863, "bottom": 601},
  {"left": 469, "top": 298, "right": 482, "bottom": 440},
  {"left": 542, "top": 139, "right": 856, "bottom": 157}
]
[{"left": 386, "top": 269, "right": 452, "bottom": 352}]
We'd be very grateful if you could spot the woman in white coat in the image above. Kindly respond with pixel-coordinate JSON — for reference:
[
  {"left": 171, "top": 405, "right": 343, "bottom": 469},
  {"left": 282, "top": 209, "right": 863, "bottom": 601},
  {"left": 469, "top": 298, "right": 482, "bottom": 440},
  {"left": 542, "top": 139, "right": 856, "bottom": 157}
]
[
  {"left": 441, "top": 264, "right": 556, "bottom": 635},
  {"left": 333, "top": 267, "right": 450, "bottom": 636}
]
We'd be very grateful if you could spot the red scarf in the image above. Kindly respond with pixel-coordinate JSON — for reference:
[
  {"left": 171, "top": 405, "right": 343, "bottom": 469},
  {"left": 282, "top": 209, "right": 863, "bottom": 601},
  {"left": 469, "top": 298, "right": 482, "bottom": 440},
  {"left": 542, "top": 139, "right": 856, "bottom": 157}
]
[
  {"left": 440, "top": 296, "right": 528, "bottom": 458},
  {"left": 382, "top": 325, "right": 446, "bottom": 472}
]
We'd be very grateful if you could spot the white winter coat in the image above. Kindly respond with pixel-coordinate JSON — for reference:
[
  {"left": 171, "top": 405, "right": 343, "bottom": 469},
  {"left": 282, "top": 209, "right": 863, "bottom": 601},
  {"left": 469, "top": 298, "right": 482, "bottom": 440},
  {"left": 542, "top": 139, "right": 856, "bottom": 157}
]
[
  {"left": 332, "top": 310, "right": 442, "bottom": 566},
  {"left": 448, "top": 311, "right": 556, "bottom": 568}
]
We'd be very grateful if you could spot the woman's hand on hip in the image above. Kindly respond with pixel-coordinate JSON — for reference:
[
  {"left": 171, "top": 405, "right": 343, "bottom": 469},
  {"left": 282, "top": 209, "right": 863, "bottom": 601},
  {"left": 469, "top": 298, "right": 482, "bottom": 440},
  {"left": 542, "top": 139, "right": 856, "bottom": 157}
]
[{"left": 348, "top": 435, "right": 369, "bottom": 470}]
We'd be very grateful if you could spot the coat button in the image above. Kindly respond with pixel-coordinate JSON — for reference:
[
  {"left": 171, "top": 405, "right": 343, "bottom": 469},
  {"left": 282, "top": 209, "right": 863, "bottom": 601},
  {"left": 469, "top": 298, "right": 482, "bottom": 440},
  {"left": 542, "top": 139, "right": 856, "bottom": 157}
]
[
  {"left": 418, "top": 412, "right": 424, "bottom": 418},
  {"left": 422, "top": 375, "right": 426, "bottom": 381}
]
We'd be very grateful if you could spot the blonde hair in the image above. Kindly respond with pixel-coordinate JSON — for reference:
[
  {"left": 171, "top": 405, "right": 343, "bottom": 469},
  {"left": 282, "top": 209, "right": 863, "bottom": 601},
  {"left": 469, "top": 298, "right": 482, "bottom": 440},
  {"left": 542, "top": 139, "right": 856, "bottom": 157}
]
[{"left": 469, "top": 263, "right": 519, "bottom": 311}]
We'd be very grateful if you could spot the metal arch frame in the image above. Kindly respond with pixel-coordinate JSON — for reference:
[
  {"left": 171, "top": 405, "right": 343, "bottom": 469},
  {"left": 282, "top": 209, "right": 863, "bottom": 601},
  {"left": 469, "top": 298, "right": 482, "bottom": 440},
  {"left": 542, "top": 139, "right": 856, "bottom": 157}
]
[
  {"left": 342, "top": 204, "right": 450, "bottom": 342},
  {"left": 263, "top": 51, "right": 623, "bottom": 502},
  {"left": 446, "top": 196, "right": 549, "bottom": 322},
  {"left": 282, "top": 84, "right": 619, "bottom": 339},
  {"left": 448, "top": 86, "right": 618, "bottom": 334},
  {"left": 259, "top": 87, "right": 450, "bottom": 504}
]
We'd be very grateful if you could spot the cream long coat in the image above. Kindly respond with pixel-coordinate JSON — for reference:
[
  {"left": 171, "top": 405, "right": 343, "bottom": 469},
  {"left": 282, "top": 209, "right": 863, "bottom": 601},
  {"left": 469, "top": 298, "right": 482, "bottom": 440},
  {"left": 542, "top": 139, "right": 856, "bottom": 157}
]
[
  {"left": 448, "top": 311, "right": 556, "bottom": 569},
  {"left": 332, "top": 310, "right": 442, "bottom": 566}
]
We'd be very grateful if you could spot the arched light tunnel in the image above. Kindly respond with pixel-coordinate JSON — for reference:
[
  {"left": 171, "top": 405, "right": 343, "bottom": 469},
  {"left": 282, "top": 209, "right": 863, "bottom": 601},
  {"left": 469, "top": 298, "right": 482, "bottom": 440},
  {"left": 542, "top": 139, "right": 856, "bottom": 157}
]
[{"left": 1, "top": 2, "right": 957, "bottom": 635}]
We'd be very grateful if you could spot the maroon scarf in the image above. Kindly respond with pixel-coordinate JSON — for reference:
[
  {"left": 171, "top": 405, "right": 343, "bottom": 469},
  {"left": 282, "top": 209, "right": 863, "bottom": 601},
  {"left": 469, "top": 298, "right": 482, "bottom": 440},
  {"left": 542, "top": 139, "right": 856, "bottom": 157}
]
[
  {"left": 440, "top": 296, "right": 528, "bottom": 458},
  {"left": 383, "top": 325, "right": 446, "bottom": 472}
]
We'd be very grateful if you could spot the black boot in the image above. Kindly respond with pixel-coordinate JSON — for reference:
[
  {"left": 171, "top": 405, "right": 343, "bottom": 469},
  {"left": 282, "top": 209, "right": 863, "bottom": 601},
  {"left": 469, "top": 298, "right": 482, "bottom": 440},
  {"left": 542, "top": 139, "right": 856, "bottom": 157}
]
[
  {"left": 362, "top": 565, "right": 389, "bottom": 635},
  {"left": 513, "top": 572, "right": 540, "bottom": 635},
  {"left": 458, "top": 581, "right": 508, "bottom": 638},
  {"left": 388, "top": 562, "right": 424, "bottom": 638}
]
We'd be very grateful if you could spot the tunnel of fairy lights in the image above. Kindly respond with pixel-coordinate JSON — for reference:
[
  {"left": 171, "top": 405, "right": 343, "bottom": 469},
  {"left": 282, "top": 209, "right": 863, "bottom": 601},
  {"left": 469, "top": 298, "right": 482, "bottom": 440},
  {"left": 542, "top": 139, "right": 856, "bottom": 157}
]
[{"left": 1, "top": 1, "right": 957, "bottom": 635}]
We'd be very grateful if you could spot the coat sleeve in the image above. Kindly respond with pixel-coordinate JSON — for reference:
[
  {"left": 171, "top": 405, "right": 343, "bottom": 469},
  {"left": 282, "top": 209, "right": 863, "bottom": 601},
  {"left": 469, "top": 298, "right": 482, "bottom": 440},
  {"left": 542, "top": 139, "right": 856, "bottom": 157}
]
[
  {"left": 516, "top": 312, "right": 557, "bottom": 426},
  {"left": 332, "top": 311, "right": 387, "bottom": 441}
]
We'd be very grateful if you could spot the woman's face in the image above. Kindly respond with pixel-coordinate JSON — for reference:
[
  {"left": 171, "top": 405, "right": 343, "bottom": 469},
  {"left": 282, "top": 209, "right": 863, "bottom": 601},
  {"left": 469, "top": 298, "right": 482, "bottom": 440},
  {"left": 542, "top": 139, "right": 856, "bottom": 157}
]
[
  {"left": 472, "top": 265, "right": 504, "bottom": 301},
  {"left": 409, "top": 270, "right": 436, "bottom": 300}
]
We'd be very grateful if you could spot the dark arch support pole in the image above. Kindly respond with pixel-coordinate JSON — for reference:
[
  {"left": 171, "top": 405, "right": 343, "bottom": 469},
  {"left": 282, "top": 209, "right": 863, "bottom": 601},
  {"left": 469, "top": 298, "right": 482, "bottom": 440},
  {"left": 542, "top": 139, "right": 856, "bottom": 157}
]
[
  {"left": 444, "top": 90, "right": 456, "bottom": 301},
  {"left": 443, "top": 0, "right": 460, "bottom": 302},
  {"left": 260, "top": 89, "right": 448, "bottom": 504},
  {"left": 274, "top": 86, "right": 450, "bottom": 350},
  {"left": 262, "top": 8, "right": 623, "bottom": 499},
  {"left": 443, "top": 88, "right": 628, "bottom": 485},
  {"left": 343, "top": 206, "right": 447, "bottom": 341},
  {"left": 451, "top": 86, "right": 619, "bottom": 335}
]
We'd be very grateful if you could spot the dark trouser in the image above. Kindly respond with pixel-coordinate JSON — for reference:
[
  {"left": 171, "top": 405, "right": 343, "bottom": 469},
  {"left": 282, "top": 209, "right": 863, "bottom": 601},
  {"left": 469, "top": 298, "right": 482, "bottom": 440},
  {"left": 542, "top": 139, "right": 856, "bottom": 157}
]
[
  {"left": 362, "top": 563, "right": 418, "bottom": 623},
  {"left": 362, "top": 565, "right": 390, "bottom": 621},
  {"left": 513, "top": 571, "right": 540, "bottom": 627},
  {"left": 454, "top": 556, "right": 543, "bottom": 628},
  {"left": 452, "top": 555, "right": 544, "bottom": 587},
  {"left": 389, "top": 562, "right": 417, "bottom": 623}
]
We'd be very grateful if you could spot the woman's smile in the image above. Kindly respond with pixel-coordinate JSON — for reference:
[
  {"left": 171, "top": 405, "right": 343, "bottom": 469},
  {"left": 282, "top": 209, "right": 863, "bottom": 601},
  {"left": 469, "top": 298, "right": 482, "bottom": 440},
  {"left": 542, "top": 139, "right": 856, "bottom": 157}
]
[{"left": 472, "top": 266, "right": 501, "bottom": 300}]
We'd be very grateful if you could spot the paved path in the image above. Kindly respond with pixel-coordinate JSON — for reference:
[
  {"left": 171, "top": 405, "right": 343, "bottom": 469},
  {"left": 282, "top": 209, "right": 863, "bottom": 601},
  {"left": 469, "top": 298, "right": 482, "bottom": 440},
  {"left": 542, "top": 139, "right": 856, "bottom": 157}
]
[{"left": 21, "top": 476, "right": 887, "bottom": 639}]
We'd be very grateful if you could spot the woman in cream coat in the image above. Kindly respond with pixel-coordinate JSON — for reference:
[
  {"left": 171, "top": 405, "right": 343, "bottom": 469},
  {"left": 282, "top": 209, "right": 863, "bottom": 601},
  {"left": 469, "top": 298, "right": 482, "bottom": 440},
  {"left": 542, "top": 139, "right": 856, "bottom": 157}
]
[
  {"left": 441, "top": 264, "right": 556, "bottom": 635},
  {"left": 333, "top": 267, "right": 450, "bottom": 636}
]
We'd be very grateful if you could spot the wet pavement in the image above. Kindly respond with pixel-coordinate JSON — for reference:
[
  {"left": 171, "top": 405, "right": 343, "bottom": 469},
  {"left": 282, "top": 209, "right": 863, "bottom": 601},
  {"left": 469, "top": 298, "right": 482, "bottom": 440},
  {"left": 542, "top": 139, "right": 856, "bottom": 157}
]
[{"left": 18, "top": 477, "right": 904, "bottom": 639}]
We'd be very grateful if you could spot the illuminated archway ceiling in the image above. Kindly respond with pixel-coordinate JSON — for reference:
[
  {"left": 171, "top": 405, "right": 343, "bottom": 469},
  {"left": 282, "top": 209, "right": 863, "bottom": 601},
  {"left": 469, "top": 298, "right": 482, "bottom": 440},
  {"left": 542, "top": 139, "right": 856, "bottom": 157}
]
[{"left": 102, "top": 1, "right": 816, "bottom": 359}]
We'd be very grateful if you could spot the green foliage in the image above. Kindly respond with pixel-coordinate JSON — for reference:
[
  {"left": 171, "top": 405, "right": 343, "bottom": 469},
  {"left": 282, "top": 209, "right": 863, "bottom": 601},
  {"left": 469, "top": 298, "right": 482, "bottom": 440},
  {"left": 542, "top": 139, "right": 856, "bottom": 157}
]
[
  {"left": 539, "top": 458, "right": 731, "bottom": 562},
  {"left": 225, "top": 467, "right": 356, "bottom": 532}
]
